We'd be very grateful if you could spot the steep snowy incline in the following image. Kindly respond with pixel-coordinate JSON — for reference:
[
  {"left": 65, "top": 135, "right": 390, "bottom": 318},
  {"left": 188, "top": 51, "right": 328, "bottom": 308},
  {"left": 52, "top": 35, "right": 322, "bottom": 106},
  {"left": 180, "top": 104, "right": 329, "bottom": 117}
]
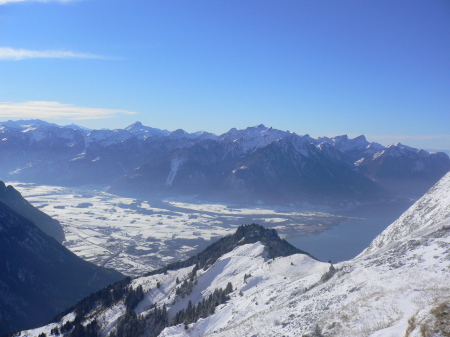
[
  {"left": 364, "top": 171, "right": 450, "bottom": 254},
  {"left": 159, "top": 243, "right": 328, "bottom": 337},
  {"left": 161, "top": 172, "right": 450, "bottom": 337}
]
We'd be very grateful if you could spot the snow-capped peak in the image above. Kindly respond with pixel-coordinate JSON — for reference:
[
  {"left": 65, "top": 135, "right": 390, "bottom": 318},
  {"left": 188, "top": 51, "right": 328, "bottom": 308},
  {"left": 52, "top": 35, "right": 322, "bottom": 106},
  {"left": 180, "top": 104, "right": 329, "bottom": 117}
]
[
  {"left": 125, "top": 121, "right": 169, "bottom": 139},
  {"left": 0, "top": 119, "right": 56, "bottom": 130},
  {"left": 219, "top": 125, "right": 294, "bottom": 156},
  {"left": 85, "top": 128, "right": 135, "bottom": 146},
  {"left": 220, "top": 124, "right": 290, "bottom": 141},
  {"left": 318, "top": 134, "right": 371, "bottom": 153},
  {"left": 125, "top": 121, "right": 144, "bottom": 129},
  {"left": 64, "top": 123, "right": 92, "bottom": 132}
]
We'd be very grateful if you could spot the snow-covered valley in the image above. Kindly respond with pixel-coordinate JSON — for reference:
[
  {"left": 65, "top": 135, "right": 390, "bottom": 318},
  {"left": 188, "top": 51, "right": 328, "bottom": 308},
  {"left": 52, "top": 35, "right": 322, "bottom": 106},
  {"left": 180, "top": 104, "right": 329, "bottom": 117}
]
[
  {"left": 11, "top": 182, "right": 349, "bottom": 276},
  {"left": 16, "top": 171, "right": 450, "bottom": 337}
]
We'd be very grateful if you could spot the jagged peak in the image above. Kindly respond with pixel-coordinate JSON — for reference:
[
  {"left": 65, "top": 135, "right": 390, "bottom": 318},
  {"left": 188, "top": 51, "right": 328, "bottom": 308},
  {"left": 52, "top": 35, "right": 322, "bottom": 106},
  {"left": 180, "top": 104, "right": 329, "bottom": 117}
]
[
  {"left": 125, "top": 121, "right": 144, "bottom": 129},
  {"left": 334, "top": 134, "right": 349, "bottom": 141},
  {"left": 388, "top": 142, "right": 415, "bottom": 150},
  {"left": 247, "top": 124, "right": 267, "bottom": 130}
]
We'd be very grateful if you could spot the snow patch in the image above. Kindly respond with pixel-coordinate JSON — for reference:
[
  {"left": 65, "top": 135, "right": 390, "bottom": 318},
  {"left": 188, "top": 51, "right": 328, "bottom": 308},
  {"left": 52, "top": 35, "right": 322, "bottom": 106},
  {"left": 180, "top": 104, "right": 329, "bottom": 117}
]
[{"left": 166, "top": 157, "right": 185, "bottom": 186}]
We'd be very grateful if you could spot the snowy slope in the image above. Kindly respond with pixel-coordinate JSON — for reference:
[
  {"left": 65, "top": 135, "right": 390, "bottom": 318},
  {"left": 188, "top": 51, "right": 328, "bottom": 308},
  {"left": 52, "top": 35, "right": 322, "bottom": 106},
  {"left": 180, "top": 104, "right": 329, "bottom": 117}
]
[
  {"left": 178, "top": 172, "right": 450, "bottom": 337},
  {"left": 18, "top": 241, "right": 327, "bottom": 337},
  {"left": 18, "top": 172, "right": 450, "bottom": 337},
  {"left": 159, "top": 244, "right": 328, "bottom": 337},
  {"left": 85, "top": 129, "right": 136, "bottom": 147},
  {"left": 15, "top": 171, "right": 450, "bottom": 337},
  {"left": 364, "top": 171, "right": 450, "bottom": 254}
]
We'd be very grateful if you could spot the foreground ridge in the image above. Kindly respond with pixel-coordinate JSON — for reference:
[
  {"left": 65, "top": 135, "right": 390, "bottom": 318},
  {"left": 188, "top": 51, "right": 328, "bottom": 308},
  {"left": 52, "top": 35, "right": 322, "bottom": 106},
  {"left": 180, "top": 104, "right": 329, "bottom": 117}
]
[
  {"left": 16, "top": 172, "right": 450, "bottom": 337},
  {"left": 16, "top": 224, "right": 316, "bottom": 337}
]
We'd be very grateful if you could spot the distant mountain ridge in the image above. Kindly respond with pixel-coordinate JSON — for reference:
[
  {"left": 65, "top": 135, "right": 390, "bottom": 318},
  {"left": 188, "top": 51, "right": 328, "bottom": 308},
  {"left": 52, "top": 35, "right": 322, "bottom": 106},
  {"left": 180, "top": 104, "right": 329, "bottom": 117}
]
[{"left": 0, "top": 119, "right": 448, "bottom": 206}]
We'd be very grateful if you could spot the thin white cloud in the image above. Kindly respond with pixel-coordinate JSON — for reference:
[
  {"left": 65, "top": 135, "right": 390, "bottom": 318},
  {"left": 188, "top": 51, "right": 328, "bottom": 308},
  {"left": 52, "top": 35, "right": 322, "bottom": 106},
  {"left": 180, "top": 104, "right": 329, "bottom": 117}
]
[
  {"left": 0, "top": 47, "right": 114, "bottom": 61},
  {"left": 0, "top": 0, "right": 74, "bottom": 5},
  {"left": 0, "top": 101, "right": 137, "bottom": 120}
]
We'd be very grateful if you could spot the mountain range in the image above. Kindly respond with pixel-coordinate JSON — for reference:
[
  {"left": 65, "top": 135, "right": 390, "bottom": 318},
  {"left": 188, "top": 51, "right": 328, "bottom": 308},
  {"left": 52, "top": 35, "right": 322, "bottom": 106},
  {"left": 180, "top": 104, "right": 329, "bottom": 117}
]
[
  {"left": 0, "top": 120, "right": 448, "bottom": 207},
  {"left": 16, "top": 171, "right": 450, "bottom": 337}
]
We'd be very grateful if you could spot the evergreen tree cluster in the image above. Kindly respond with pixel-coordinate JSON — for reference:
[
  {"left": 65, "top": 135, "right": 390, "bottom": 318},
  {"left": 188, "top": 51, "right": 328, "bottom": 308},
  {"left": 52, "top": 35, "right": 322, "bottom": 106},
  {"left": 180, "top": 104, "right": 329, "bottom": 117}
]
[
  {"left": 174, "top": 265, "right": 199, "bottom": 299},
  {"left": 175, "top": 278, "right": 197, "bottom": 299},
  {"left": 53, "top": 277, "right": 133, "bottom": 324},
  {"left": 143, "top": 305, "right": 168, "bottom": 337},
  {"left": 49, "top": 277, "right": 146, "bottom": 337},
  {"left": 124, "top": 285, "right": 145, "bottom": 310},
  {"left": 50, "top": 326, "right": 60, "bottom": 335},
  {"left": 109, "top": 304, "right": 168, "bottom": 337},
  {"left": 109, "top": 309, "right": 146, "bottom": 337},
  {"left": 144, "top": 224, "right": 312, "bottom": 279},
  {"left": 55, "top": 316, "right": 98, "bottom": 337},
  {"left": 59, "top": 320, "right": 74, "bottom": 334},
  {"left": 67, "top": 320, "right": 98, "bottom": 337},
  {"left": 99, "top": 278, "right": 134, "bottom": 309},
  {"left": 171, "top": 282, "right": 233, "bottom": 327}
]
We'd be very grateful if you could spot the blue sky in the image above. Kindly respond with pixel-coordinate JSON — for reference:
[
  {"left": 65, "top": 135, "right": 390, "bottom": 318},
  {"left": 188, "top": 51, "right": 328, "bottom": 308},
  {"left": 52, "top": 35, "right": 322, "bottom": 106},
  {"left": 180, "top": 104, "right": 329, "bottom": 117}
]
[{"left": 0, "top": 0, "right": 449, "bottom": 149}]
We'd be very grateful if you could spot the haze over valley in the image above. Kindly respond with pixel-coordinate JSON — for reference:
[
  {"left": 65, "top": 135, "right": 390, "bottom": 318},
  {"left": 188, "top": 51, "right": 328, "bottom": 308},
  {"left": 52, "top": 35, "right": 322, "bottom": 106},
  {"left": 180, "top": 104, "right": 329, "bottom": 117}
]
[
  {"left": 13, "top": 181, "right": 352, "bottom": 276},
  {"left": 2, "top": 119, "right": 448, "bottom": 275},
  {"left": 1, "top": 122, "right": 448, "bottom": 336},
  {"left": 1, "top": 1, "right": 449, "bottom": 336}
]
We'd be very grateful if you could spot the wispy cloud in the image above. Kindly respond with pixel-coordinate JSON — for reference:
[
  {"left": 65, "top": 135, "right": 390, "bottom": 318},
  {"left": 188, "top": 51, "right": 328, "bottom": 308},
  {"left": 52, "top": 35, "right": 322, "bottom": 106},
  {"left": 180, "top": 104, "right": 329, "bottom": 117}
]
[
  {"left": 0, "top": 0, "right": 75, "bottom": 5},
  {"left": 0, "top": 47, "right": 115, "bottom": 61},
  {"left": 0, "top": 101, "right": 137, "bottom": 120}
]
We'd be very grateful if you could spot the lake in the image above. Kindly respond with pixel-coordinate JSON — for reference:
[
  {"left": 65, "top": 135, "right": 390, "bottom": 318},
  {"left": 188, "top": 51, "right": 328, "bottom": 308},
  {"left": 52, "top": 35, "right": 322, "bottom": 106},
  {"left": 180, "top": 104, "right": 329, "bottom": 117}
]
[{"left": 287, "top": 201, "right": 414, "bottom": 263}]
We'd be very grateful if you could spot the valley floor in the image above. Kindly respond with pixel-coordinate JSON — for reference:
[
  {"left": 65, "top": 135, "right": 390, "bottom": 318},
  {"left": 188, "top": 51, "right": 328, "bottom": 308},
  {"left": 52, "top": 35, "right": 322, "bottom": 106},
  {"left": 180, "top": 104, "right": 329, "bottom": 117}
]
[{"left": 12, "top": 182, "right": 349, "bottom": 276}]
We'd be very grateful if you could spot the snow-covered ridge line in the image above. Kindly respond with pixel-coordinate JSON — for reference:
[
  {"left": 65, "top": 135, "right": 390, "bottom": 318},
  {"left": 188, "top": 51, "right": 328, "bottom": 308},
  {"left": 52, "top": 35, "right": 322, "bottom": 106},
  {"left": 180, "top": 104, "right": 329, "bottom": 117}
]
[
  {"left": 3, "top": 119, "right": 448, "bottom": 173},
  {"left": 1, "top": 118, "right": 443, "bottom": 154},
  {"left": 1, "top": 118, "right": 449, "bottom": 207},
  {"left": 2, "top": 119, "right": 448, "bottom": 164}
]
